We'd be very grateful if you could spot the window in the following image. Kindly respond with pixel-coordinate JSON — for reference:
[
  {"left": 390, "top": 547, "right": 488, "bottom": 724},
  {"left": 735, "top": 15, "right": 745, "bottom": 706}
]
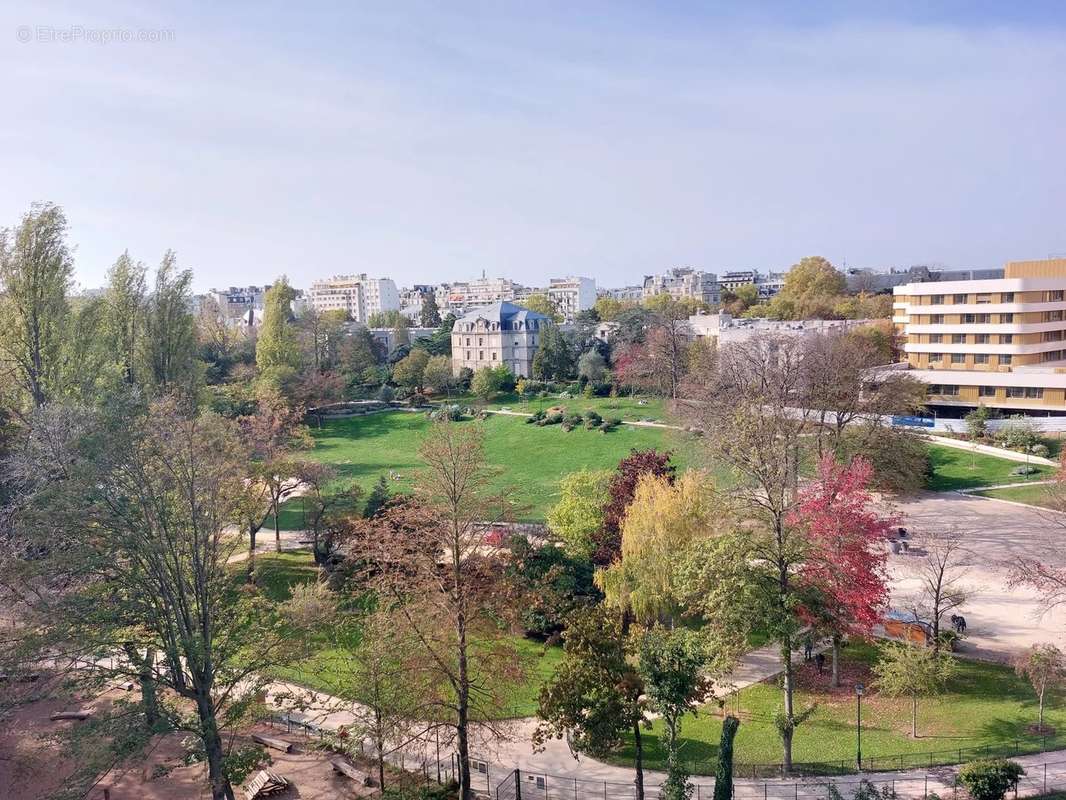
[
  {"left": 465, "top": 351, "right": 471, "bottom": 360},
  {"left": 1001, "top": 313, "right": 1014, "bottom": 323},
  {"left": 492, "top": 351, "right": 497, "bottom": 360},
  {"left": 975, "top": 334, "right": 990, "bottom": 344},
  {"left": 478, "top": 350, "right": 484, "bottom": 360},
  {"left": 1007, "top": 387, "right": 1043, "bottom": 399},
  {"left": 974, "top": 354, "right": 989, "bottom": 364},
  {"left": 979, "top": 386, "right": 996, "bottom": 397},
  {"left": 1006, "top": 387, "right": 1024, "bottom": 398},
  {"left": 1000, "top": 334, "right": 1014, "bottom": 344},
  {"left": 930, "top": 314, "right": 944, "bottom": 324},
  {"left": 963, "top": 314, "right": 991, "bottom": 324},
  {"left": 930, "top": 384, "right": 960, "bottom": 396},
  {"left": 930, "top": 294, "right": 945, "bottom": 304},
  {"left": 478, "top": 337, "right": 484, "bottom": 346},
  {"left": 929, "top": 352, "right": 943, "bottom": 363},
  {"left": 1044, "top": 350, "right": 1064, "bottom": 362},
  {"left": 953, "top": 294, "right": 967, "bottom": 303},
  {"left": 928, "top": 334, "right": 942, "bottom": 344},
  {"left": 950, "top": 353, "right": 965, "bottom": 364},
  {"left": 1044, "top": 330, "right": 1064, "bottom": 342},
  {"left": 1002, "top": 292, "right": 1015, "bottom": 303},
  {"left": 1047, "top": 290, "right": 1065, "bottom": 302},
  {"left": 976, "top": 294, "right": 992, "bottom": 304},
  {"left": 999, "top": 354, "right": 1013, "bottom": 365},
  {"left": 465, "top": 337, "right": 470, "bottom": 346},
  {"left": 951, "top": 334, "right": 966, "bottom": 344}
]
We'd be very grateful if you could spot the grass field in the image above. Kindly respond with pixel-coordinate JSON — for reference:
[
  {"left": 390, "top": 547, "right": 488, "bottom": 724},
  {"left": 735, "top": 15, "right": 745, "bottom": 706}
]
[
  {"left": 280, "top": 410, "right": 696, "bottom": 522},
  {"left": 612, "top": 642, "right": 1066, "bottom": 774},
  {"left": 480, "top": 393, "right": 670, "bottom": 423},
  {"left": 925, "top": 443, "right": 1054, "bottom": 491},
  {"left": 973, "top": 482, "right": 1059, "bottom": 508}
]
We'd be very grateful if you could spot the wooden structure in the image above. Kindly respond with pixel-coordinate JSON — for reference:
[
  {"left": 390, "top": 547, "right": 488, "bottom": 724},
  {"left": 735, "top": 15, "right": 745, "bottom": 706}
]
[
  {"left": 251, "top": 733, "right": 295, "bottom": 753},
  {"left": 49, "top": 710, "right": 92, "bottom": 721},
  {"left": 243, "top": 769, "right": 289, "bottom": 799},
  {"left": 331, "top": 759, "right": 372, "bottom": 785}
]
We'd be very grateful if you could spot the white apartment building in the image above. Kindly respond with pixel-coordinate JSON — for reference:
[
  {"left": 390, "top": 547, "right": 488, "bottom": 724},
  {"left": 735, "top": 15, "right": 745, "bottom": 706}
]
[
  {"left": 892, "top": 258, "right": 1066, "bottom": 414},
  {"left": 436, "top": 277, "right": 523, "bottom": 315},
  {"left": 547, "top": 276, "right": 596, "bottom": 321},
  {"left": 603, "top": 285, "right": 645, "bottom": 302},
  {"left": 451, "top": 301, "right": 550, "bottom": 377},
  {"left": 643, "top": 267, "right": 720, "bottom": 306},
  {"left": 309, "top": 274, "right": 400, "bottom": 322},
  {"left": 207, "top": 285, "right": 267, "bottom": 317}
]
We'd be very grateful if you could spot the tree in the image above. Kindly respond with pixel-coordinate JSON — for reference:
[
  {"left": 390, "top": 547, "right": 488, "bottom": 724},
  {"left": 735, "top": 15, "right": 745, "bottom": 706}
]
[
  {"left": 363, "top": 474, "right": 391, "bottom": 519},
  {"left": 595, "top": 296, "right": 637, "bottom": 322},
  {"left": 958, "top": 760, "right": 1025, "bottom": 800},
  {"left": 340, "top": 327, "right": 384, "bottom": 388},
  {"left": 104, "top": 251, "right": 148, "bottom": 385},
  {"left": 414, "top": 314, "right": 456, "bottom": 357},
  {"left": 367, "top": 309, "right": 407, "bottom": 329},
  {"left": 522, "top": 293, "right": 562, "bottom": 322},
  {"left": 965, "top": 405, "right": 994, "bottom": 441},
  {"left": 594, "top": 449, "right": 675, "bottom": 566},
  {"left": 0, "top": 202, "right": 74, "bottom": 410},
  {"left": 598, "top": 471, "right": 718, "bottom": 626},
  {"left": 256, "top": 278, "right": 301, "bottom": 373},
  {"left": 506, "top": 536, "right": 601, "bottom": 639},
  {"left": 421, "top": 293, "right": 442, "bottom": 327},
  {"left": 547, "top": 469, "right": 611, "bottom": 559},
  {"left": 142, "top": 251, "right": 197, "bottom": 394},
  {"left": 578, "top": 350, "right": 608, "bottom": 383},
  {"left": 873, "top": 641, "right": 956, "bottom": 737},
  {"left": 345, "top": 422, "right": 519, "bottom": 800},
  {"left": 296, "top": 461, "right": 362, "bottom": 565},
  {"left": 3, "top": 400, "right": 310, "bottom": 800},
  {"left": 721, "top": 284, "right": 759, "bottom": 316},
  {"left": 1013, "top": 644, "right": 1066, "bottom": 732},
  {"left": 423, "top": 354, "right": 456, "bottom": 395},
  {"left": 792, "top": 456, "right": 892, "bottom": 687},
  {"left": 534, "top": 606, "right": 649, "bottom": 800},
  {"left": 680, "top": 336, "right": 812, "bottom": 770},
  {"left": 532, "top": 324, "right": 574, "bottom": 381},
  {"left": 637, "top": 627, "right": 711, "bottom": 800},
  {"left": 471, "top": 365, "right": 513, "bottom": 400},
  {"left": 300, "top": 308, "right": 348, "bottom": 373},
  {"left": 392, "top": 348, "right": 430, "bottom": 392},
  {"left": 907, "top": 528, "right": 972, "bottom": 653},
  {"left": 713, "top": 716, "right": 741, "bottom": 800},
  {"left": 838, "top": 423, "right": 930, "bottom": 494},
  {"left": 773, "top": 256, "right": 847, "bottom": 320}
]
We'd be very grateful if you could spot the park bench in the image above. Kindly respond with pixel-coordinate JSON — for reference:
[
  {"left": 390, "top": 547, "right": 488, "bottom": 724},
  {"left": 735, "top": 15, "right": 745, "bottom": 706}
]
[
  {"left": 244, "top": 769, "right": 289, "bottom": 799},
  {"left": 50, "top": 709, "right": 92, "bottom": 721},
  {"left": 251, "top": 733, "right": 295, "bottom": 753},
  {"left": 331, "top": 759, "right": 372, "bottom": 785}
]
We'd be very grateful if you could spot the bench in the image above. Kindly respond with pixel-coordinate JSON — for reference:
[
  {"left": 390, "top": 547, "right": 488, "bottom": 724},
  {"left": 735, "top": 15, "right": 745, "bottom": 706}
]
[
  {"left": 50, "top": 710, "right": 92, "bottom": 721},
  {"left": 251, "top": 733, "right": 294, "bottom": 753},
  {"left": 331, "top": 759, "right": 372, "bottom": 785}
]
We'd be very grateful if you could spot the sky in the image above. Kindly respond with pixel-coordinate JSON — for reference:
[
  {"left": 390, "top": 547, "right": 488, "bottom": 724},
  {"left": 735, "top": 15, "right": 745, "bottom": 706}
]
[{"left": 1, "top": 1, "right": 1065, "bottom": 292}]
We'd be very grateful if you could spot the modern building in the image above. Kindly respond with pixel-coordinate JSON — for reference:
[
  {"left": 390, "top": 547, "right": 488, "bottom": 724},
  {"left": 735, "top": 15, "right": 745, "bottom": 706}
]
[
  {"left": 207, "top": 285, "right": 267, "bottom": 317},
  {"left": 643, "top": 267, "right": 720, "bottom": 305},
  {"left": 309, "top": 274, "right": 400, "bottom": 322},
  {"left": 436, "top": 277, "right": 524, "bottom": 315},
  {"left": 450, "top": 301, "right": 550, "bottom": 377},
  {"left": 688, "top": 313, "right": 869, "bottom": 344},
  {"left": 603, "top": 285, "right": 644, "bottom": 302},
  {"left": 547, "top": 276, "right": 596, "bottom": 321},
  {"left": 892, "top": 258, "right": 1066, "bottom": 414}
]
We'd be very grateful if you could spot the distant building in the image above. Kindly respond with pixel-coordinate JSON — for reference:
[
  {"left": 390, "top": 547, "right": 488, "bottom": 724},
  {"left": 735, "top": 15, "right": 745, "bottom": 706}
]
[
  {"left": 451, "top": 301, "right": 551, "bottom": 377},
  {"left": 547, "top": 276, "right": 597, "bottom": 321},
  {"left": 718, "top": 270, "right": 786, "bottom": 298},
  {"left": 367, "top": 326, "right": 437, "bottom": 355},
  {"left": 687, "top": 312, "right": 870, "bottom": 344},
  {"left": 309, "top": 274, "right": 400, "bottom": 322},
  {"left": 207, "top": 285, "right": 267, "bottom": 317},
  {"left": 437, "top": 277, "right": 524, "bottom": 315},
  {"left": 643, "top": 267, "right": 719, "bottom": 305},
  {"left": 603, "top": 285, "right": 644, "bottom": 302}
]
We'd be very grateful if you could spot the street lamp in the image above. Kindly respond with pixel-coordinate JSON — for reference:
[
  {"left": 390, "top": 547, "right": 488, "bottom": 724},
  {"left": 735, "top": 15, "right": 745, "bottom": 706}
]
[{"left": 855, "top": 683, "right": 865, "bottom": 771}]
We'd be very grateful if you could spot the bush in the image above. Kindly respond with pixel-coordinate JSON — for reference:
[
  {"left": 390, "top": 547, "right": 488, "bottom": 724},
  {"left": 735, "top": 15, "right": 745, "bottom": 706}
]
[
  {"left": 600, "top": 416, "right": 622, "bottom": 433},
  {"left": 1031, "top": 443, "right": 1050, "bottom": 458},
  {"left": 957, "top": 759, "right": 1024, "bottom": 800},
  {"left": 585, "top": 410, "right": 603, "bottom": 429},
  {"left": 564, "top": 413, "right": 583, "bottom": 427},
  {"left": 995, "top": 416, "right": 1040, "bottom": 452},
  {"left": 377, "top": 384, "right": 395, "bottom": 402},
  {"left": 527, "top": 409, "right": 546, "bottom": 424},
  {"left": 538, "top": 411, "right": 564, "bottom": 426},
  {"left": 419, "top": 780, "right": 459, "bottom": 800},
  {"left": 1009, "top": 464, "right": 1040, "bottom": 476},
  {"left": 429, "top": 404, "right": 464, "bottom": 422},
  {"left": 407, "top": 392, "right": 429, "bottom": 407}
]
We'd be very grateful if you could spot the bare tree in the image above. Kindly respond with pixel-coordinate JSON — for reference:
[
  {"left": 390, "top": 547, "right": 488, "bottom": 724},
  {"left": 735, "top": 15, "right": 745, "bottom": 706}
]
[
  {"left": 346, "top": 422, "right": 522, "bottom": 800},
  {"left": 907, "top": 527, "right": 972, "bottom": 653}
]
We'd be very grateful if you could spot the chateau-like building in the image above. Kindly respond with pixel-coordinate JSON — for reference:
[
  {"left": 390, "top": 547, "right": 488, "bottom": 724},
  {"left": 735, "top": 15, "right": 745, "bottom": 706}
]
[{"left": 450, "top": 302, "right": 550, "bottom": 377}]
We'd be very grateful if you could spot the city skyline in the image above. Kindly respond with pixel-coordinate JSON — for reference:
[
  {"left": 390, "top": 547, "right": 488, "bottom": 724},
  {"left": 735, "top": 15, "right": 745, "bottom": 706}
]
[{"left": 3, "top": 1, "right": 1065, "bottom": 292}]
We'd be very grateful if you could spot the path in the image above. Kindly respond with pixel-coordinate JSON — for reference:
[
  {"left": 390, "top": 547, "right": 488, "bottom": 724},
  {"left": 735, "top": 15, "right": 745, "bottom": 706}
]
[
  {"left": 924, "top": 434, "right": 1058, "bottom": 467},
  {"left": 486, "top": 407, "right": 684, "bottom": 431}
]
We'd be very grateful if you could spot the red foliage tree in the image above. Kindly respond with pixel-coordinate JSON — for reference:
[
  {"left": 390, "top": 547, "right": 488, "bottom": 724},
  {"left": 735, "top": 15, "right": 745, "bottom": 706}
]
[
  {"left": 591, "top": 448, "right": 675, "bottom": 566},
  {"left": 790, "top": 455, "right": 893, "bottom": 687}
]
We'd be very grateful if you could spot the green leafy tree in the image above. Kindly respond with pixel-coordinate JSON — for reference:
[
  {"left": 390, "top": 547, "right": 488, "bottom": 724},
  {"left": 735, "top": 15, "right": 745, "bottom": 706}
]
[
  {"left": 522, "top": 293, "right": 562, "bottom": 322},
  {"left": 547, "top": 469, "right": 611, "bottom": 559},
  {"left": 1013, "top": 643, "right": 1066, "bottom": 731},
  {"left": 578, "top": 350, "right": 608, "bottom": 383},
  {"left": 965, "top": 405, "right": 993, "bottom": 441},
  {"left": 0, "top": 202, "right": 74, "bottom": 409},
  {"left": 872, "top": 642, "right": 956, "bottom": 737},
  {"left": 363, "top": 474, "right": 391, "bottom": 519},
  {"left": 534, "top": 606, "right": 649, "bottom": 800},
  {"left": 713, "top": 716, "right": 741, "bottom": 800},
  {"left": 423, "top": 354, "right": 456, "bottom": 395},
  {"left": 471, "top": 365, "right": 513, "bottom": 400},
  {"left": 256, "top": 277, "right": 301, "bottom": 373},
  {"left": 414, "top": 314, "right": 456, "bottom": 357},
  {"left": 958, "top": 760, "right": 1025, "bottom": 800},
  {"left": 420, "top": 293, "right": 442, "bottom": 327},
  {"left": 367, "top": 309, "right": 407, "bottom": 329},
  {"left": 506, "top": 535, "right": 601, "bottom": 638},
  {"left": 392, "top": 348, "right": 430, "bottom": 392},
  {"left": 637, "top": 626, "right": 711, "bottom": 800},
  {"left": 532, "top": 324, "right": 574, "bottom": 381},
  {"left": 142, "top": 251, "right": 197, "bottom": 394},
  {"left": 104, "top": 250, "right": 147, "bottom": 385},
  {"left": 773, "top": 256, "right": 847, "bottom": 320}
]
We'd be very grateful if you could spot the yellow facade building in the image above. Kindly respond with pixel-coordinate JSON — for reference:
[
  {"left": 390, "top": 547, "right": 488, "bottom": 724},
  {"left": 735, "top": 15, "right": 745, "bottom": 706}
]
[{"left": 893, "top": 258, "right": 1066, "bottom": 414}]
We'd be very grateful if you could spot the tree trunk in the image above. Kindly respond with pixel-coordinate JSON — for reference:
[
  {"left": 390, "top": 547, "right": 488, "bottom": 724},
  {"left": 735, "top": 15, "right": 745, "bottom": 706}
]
[
  {"left": 714, "top": 716, "right": 741, "bottom": 800},
  {"left": 273, "top": 497, "right": 281, "bottom": 552},
  {"left": 1039, "top": 690, "right": 1045, "bottom": 730},
  {"left": 196, "top": 692, "right": 235, "bottom": 800},
  {"left": 376, "top": 726, "right": 386, "bottom": 792},
  {"left": 141, "top": 648, "right": 158, "bottom": 727},
  {"left": 780, "top": 635, "right": 795, "bottom": 772},
  {"left": 246, "top": 525, "right": 256, "bottom": 583},
  {"left": 911, "top": 694, "right": 918, "bottom": 738},
  {"left": 830, "top": 636, "right": 841, "bottom": 689},
  {"left": 633, "top": 718, "right": 645, "bottom": 800}
]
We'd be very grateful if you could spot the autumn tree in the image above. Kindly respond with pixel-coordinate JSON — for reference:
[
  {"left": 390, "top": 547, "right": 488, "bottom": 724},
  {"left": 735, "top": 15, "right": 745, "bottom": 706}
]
[
  {"left": 907, "top": 528, "right": 972, "bottom": 652},
  {"left": 522, "top": 293, "right": 562, "bottom": 322},
  {"left": 771, "top": 256, "right": 846, "bottom": 320},
  {"left": 393, "top": 348, "right": 430, "bottom": 392},
  {"left": 346, "top": 422, "right": 520, "bottom": 800},
  {"left": 0, "top": 202, "right": 74, "bottom": 410},
  {"left": 873, "top": 642, "right": 956, "bottom": 738},
  {"left": 295, "top": 460, "right": 363, "bottom": 565},
  {"left": 534, "top": 606, "right": 649, "bottom": 800},
  {"left": 1013, "top": 644, "right": 1066, "bottom": 732},
  {"left": 593, "top": 448, "right": 675, "bottom": 566},
  {"left": 547, "top": 469, "right": 611, "bottom": 559},
  {"left": 792, "top": 456, "right": 892, "bottom": 687}
]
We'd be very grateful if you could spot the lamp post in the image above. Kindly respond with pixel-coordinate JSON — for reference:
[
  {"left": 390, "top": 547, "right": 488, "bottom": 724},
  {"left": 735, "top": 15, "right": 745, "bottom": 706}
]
[{"left": 855, "top": 683, "right": 865, "bottom": 771}]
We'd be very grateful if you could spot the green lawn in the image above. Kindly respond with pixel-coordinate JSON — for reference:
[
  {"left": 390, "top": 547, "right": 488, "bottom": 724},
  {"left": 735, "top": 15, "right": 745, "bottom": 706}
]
[
  {"left": 480, "top": 393, "right": 670, "bottom": 423},
  {"left": 295, "top": 410, "right": 695, "bottom": 522},
  {"left": 611, "top": 642, "right": 1066, "bottom": 775},
  {"left": 973, "top": 482, "right": 1059, "bottom": 508},
  {"left": 925, "top": 443, "right": 1054, "bottom": 492}
]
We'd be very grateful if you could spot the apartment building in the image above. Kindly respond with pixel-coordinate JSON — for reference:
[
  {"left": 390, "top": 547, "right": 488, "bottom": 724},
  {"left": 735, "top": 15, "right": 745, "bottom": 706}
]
[
  {"left": 547, "top": 276, "right": 596, "bottom": 321},
  {"left": 207, "top": 285, "right": 267, "bottom": 317},
  {"left": 892, "top": 258, "right": 1066, "bottom": 414},
  {"left": 436, "top": 277, "right": 523, "bottom": 315},
  {"left": 603, "top": 285, "right": 644, "bottom": 302},
  {"left": 719, "top": 269, "right": 786, "bottom": 298},
  {"left": 451, "top": 301, "right": 550, "bottom": 377},
  {"left": 309, "top": 274, "right": 400, "bottom": 322},
  {"left": 643, "top": 267, "right": 720, "bottom": 305}
]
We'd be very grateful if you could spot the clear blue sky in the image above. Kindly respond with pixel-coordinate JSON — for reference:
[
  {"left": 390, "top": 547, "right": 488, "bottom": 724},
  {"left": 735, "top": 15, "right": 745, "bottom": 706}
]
[{"left": 2, "top": 1, "right": 1064, "bottom": 291}]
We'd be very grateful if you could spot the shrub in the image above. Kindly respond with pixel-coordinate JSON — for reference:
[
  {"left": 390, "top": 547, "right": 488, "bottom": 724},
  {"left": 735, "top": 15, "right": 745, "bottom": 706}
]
[
  {"left": 538, "top": 411, "right": 564, "bottom": 426},
  {"left": 407, "top": 392, "right": 429, "bottom": 407},
  {"left": 1032, "top": 443, "right": 1050, "bottom": 458},
  {"left": 1009, "top": 464, "right": 1040, "bottom": 476},
  {"left": 585, "top": 410, "right": 603, "bottom": 430},
  {"left": 377, "top": 383, "right": 395, "bottom": 402},
  {"left": 564, "top": 413, "right": 583, "bottom": 427},
  {"left": 600, "top": 417, "right": 621, "bottom": 433},
  {"left": 957, "top": 759, "right": 1024, "bottom": 800},
  {"left": 429, "top": 404, "right": 463, "bottom": 422},
  {"left": 528, "top": 409, "right": 546, "bottom": 424},
  {"left": 994, "top": 416, "right": 1040, "bottom": 452}
]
